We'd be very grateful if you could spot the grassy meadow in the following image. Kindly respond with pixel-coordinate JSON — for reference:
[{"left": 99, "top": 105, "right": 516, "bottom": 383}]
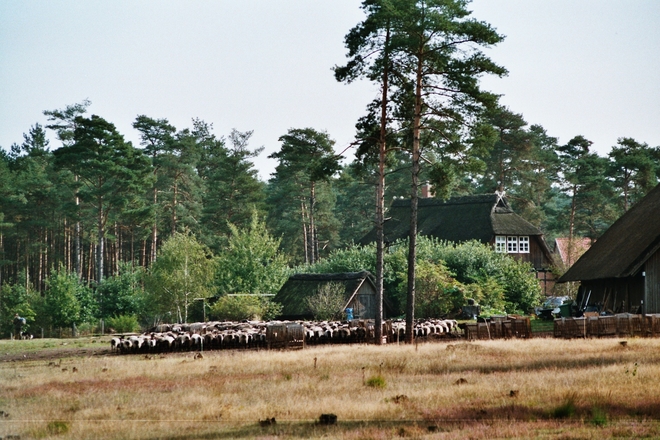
[{"left": 2, "top": 336, "right": 660, "bottom": 439}]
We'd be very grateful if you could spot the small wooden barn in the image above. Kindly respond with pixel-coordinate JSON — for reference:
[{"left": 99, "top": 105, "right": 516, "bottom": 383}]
[
  {"left": 274, "top": 271, "right": 381, "bottom": 320},
  {"left": 359, "top": 193, "right": 555, "bottom": 272},
  {"left": 559, "top": 184, "right": 660, "bottom": 314}
]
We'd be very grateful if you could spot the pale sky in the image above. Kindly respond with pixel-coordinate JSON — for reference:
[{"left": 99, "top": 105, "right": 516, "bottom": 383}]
[{"left": 1, "top": 1, "right": 659, "bottom": 180}]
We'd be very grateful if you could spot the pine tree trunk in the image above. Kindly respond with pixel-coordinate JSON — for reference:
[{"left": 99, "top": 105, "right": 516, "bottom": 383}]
[
  {"left": 87, "top": 236, "right": 94, "bottom": 283},
  {"left": 64, "top": 218, "right": 70, "bottom": 272},
  {"left": 0, "top": 232, "right": 6, "bottom": 286},
  {"left": 568, "top": 183, "right": 577, "bottom": 243},
  {"left": 309, "top": 182, "right": 316, "bottom": 264},
  {"left": 114, "top": 222, "right": 119, "bottom": 274},
  {"left": 75, "top": 175, "right": 82, "bottom": 280},
  {"left": 131, "top": 228, "right": 135, "bottom": 267},
  {"left": 0, "top": 232, "right": 3, "bottom": 286},
  {"left": 38, "top": 230, "right": 43, "bottom": 293},
  {"left": 151, "top": 187, "right": 158, "bottom": 263},
  {"left": 25, "top": 237, "right": 30, "bottom": 293},
  {"left": 97, "top": 202, "right": 104, "bottom": 283},
  {"left": 172, "top": 181, "right": 178, "bottom": 234},
  {"left": 301, "top": 200, "right": 309, "bottom": 265},
  {"left": 406, "top": 55, "right": 424, "bottom": 344}
]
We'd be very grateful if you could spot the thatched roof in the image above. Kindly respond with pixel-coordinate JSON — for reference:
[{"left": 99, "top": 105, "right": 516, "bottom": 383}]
[
  {"left": 274, "top": 271, "right": 376, "bottom": 318},
  {"left": 560, "top": 184, "right": 660, "bottom": 282},
  {"left": 359, "top": 193, "right": 544, "bottom": 245}
]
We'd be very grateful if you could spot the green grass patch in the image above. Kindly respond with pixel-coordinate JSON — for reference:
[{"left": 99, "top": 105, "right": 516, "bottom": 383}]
[
  {"left": 365, "top": 374, "right": 386, "bottom": 388},
  {"left": 591, "top": 407, "right": 607, "bottom": 426},
  {"left": 552, "top": 393, "right": 577, "bottom": 419},
  {"left": 531, "top": 319, "right": 555, "bottom": 333},
  {"left": 47, "top": 420, "right": 70, "bottom": 435},
  {"left": 0, "top": 337, "right": 106, "bottom": 358}
]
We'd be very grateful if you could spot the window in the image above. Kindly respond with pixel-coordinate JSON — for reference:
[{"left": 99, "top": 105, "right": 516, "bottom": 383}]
[
  {"left": 495, "top": 236, "right": 506, "bottom": 253},
  {"left": 519, "top": 236, "right": 530, "bottom": 253},
  {"left": 495, "top": 235, "right": 531, "bottom": 253},
  {"left": 507, "top": 236, "right": 518, "bottom": 253}
]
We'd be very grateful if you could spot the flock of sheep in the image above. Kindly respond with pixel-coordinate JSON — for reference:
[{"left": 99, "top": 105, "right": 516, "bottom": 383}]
[{"left": 110, "top": 318, "right": 460, "bottom": 354}]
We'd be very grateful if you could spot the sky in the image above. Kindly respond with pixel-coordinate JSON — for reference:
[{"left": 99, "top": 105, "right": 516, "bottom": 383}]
[{"left": 1, "top": 1, "right": 659, "bottom": 181}]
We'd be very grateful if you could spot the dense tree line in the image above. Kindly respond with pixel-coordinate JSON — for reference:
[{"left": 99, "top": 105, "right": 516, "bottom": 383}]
[{"left": 1, "top": 0, "right": 659, "bottom": 337}]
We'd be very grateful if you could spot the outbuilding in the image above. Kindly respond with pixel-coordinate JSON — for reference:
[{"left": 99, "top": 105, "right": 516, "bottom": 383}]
[
  {"left": 559, "top": 184, "right": 660, "bottom": 314},
  {"left": 274, "top": 271, "right": 381, "bottom": 320}
]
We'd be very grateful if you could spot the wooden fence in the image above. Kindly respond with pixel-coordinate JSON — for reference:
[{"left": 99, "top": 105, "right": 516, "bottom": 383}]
[
  {"left": 553, "top": 313, "right": 660, "bottom": 338},
  {"left": 462, "top": 315, "right": 532, "bottom": 340}
]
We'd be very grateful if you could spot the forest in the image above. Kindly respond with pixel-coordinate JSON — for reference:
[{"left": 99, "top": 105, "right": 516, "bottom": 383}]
[{"left": 1, "top": 0, "right": 659, "bottom": 337}]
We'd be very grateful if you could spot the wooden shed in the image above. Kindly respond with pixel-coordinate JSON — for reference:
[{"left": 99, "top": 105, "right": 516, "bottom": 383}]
[
  {"left": 274, "top": 271, "right": 382, "bottom": 320},
  {"left": 359, "top": 193, "right": 555, "bottom": 272},
  {"left": 559, "top": 184, "right": 660, "bottom": 314}
]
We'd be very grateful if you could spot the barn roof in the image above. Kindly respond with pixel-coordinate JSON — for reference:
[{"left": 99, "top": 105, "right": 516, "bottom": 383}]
[
  {"left": 274, "top": 271, "right": 376, "bottom": 318},
  {"left": 359, "top": 193, "right": 544, "bottom": 245},
  {"left": 560, "top": 183, "right": 660, "bottom": 282}
]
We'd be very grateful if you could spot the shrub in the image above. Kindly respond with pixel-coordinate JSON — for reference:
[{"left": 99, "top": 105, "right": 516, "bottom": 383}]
[
  {"left": 42, "top": 267, "right": 86, "bottom": 330},
  {"left": 0, "top": 274, "right": 37, "bottom": 337},
  {"left": 76, "top": 322, "right": 97, "bottom": 336},
  {"left": 305, "top": 282, "right": 346, "bottom": 321},
  {"left": 210, "top": 295, "right": 282, "bottom": 321},
  {"left": 106, "top": 315, "right": 140, "bottom": 333},
  {"left": 405, "top": 260, "right": 464, "bottom": 318},
  {"left": 97, "top": 263, "right": 146, "bottom": 320}
]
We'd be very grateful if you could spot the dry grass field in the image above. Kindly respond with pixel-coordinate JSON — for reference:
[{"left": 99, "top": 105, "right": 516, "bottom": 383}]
[{"left": 2, "top": 336, "right": 660, "bottom": 439}]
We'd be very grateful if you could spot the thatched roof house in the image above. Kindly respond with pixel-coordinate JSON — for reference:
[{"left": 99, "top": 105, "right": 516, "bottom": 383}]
[
  {"left": 559, "top": 184, "right": 660, "bottom": 314},
  {"left": 274, "top": 271, "right": 382, "bottom": 320},
  {"left": 359, "top": 193, "right": 554, "bottom": 271}
]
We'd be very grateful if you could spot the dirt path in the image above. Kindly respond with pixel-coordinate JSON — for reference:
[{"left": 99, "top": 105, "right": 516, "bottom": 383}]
[{"left": 0, "top": 344, "right": 114, "bottom": 363}]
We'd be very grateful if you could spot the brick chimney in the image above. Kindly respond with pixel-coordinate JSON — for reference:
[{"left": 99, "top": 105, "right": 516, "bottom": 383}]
[{"left": 421, "top": 182, "right": 434, "bottom": 198}]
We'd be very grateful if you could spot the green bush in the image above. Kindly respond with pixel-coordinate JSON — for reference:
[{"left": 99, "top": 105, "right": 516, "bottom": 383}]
[
  {"left": 97, "top": 263, "right": 147, "bottom": 320},
  {"left": 210, "top": 295, "right": 282, "bottom": 321},
  {"left": 0, "top": 274, "right": 37, "bottom": 337},
  {"left": 42, "top": 267, "right": 84, "bottom": 330},
  {"left": 404, "top": 260, "right": 464, "bottom": 318},
  {"left": 106, "top": 315, "right": 141, "bottom": 333},
  {"left": 76, "top": 322, "right": 98, "bottom": 336},
  {"left": 305, "top": 282, "right": 346, "bottom": 321}
]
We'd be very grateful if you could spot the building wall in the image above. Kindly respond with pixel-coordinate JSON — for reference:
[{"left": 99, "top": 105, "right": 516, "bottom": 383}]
[
  {"left": 347, "top": 283, "right": 377, "bottom": 319},
  {"left": 577, "top": 276, "right": 645, "bottom": 314},
  {"left": 645, "top": 249, "right": 660, "bottom": 313}
]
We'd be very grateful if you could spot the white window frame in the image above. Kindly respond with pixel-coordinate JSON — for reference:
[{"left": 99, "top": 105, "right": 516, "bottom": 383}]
[
  {"left": 507, "top": 236, "right": 518, "bottom": 253},
  {"left": 518, "top": 236, "right": 530, "bottom": 253},
  {"left": 495, "top": 236, "right": 506, "bottom": 253}
]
